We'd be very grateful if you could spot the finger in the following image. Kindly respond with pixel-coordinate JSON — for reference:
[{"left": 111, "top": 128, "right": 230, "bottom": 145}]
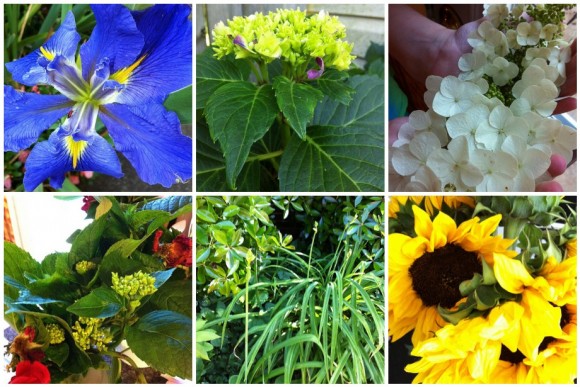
[
  {"left": 535, "top": 181, "right": 563, "bottom": 192},
  {"left": 553, "top": 96, "right": 577, "bottom": 114},
  {"left": 560, "top": 40, "right": 577, "bottom": 97},
  {"left": 389, "top": 117, "right": 409, "bottom": 146},
  {"left": 548, "top": 154, "right": 567, "bottom": 177}
]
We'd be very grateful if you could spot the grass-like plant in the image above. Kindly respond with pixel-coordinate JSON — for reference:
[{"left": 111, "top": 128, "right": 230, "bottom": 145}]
[{"left": 215, "top": 209, "right": 384, "bottom": 383}]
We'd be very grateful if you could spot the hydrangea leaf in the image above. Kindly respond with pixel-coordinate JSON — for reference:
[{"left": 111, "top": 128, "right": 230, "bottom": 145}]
[
  {"left": 196, "top": 119, "right": 262, "bottom": 191},
  {"left": 205, "top": 81, "right": 278, "bottom": 189},
  {"left": 196, "top": 49, "right": 249, "bottom": 109},
  {"left": 315, "top": 69, "right": 355, "bottom": 105},
  {"left": 279, "top": 75, "right": 384, "bottom": 191},
  {"left": 273, "top": 75, "right": 324, "bottom": 139},
  {"left": 66, "top": 287, "right": 125, "bottom": 318},
  {"left": 126, "top": 310, "right": 192, "bottom": 380}
]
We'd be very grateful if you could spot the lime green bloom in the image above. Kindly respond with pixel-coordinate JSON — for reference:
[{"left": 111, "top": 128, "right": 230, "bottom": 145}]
[
  {"left": 75, "top": 260, "right": 97, "bottom": 275},
  {"left": 111, "top": 271, "right": 157, "bottom": 300},
  {"left": 212, "top": 8, "right": 355, "bottom": 72},
  {"left": 72, "top": 317, "right": 113, "bottom": 351},
  {"left": 46, "top": 323, "right": 65, "bottom": 345}
]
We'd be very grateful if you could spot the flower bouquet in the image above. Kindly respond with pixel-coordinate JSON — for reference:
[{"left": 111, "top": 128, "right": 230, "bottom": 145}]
[
  {"left": 390, "top": 4, "right": 577, "bottom": 192},
  {"left": 388, "top": 196, "right": 576, "bottom": 383},
  {"left": 4, "top": 196, "right": 192, "bottom": 383}
]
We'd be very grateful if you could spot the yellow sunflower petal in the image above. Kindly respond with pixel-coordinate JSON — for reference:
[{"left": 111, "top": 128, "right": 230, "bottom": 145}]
[
  {"left": 430, "top": 211, "right": 457, "bottom": 250},
  {"left": 493, "top": 253, "right": 534, "bottom": 294},
  {"left": 412, "top": 205, "right": 433, "bottom": 241}
]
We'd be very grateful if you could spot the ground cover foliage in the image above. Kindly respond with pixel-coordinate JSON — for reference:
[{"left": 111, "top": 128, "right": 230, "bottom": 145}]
[{"left": 196, "top": 196, "right": 385, "bottom": 383}]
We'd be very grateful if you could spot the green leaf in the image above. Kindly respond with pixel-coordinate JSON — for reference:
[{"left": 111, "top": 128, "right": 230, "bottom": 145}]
[
  {"left": 141, "top": 196, "right": 192, "bottom": 213},
  {"left": 68, "top": 215, "right": 108, "bottom": 266},
  {"left": 67, "top": 287, "right": 124, "bottom": 318},
  {"left": 367, "top": 59, "right": 384, "bottom": 79},
  {"left": 164, "top": 85, "right": 192, "bottom": 124},
  {"left": 315, "top": 70, "right": 355, "bottom": 105},
  {"left": 196, "top": 49, "right": 249, "bottom": 109},
  {"left": 126, "top": 311, "right": 192, "bottom": 380},
  {"left": 205, "top": 81, "right": 278, "bottom": 189},
  {"left": 4, "top": 242, "right": 42, "bottom": 287},
  {"left": 196, "top": 120, "right": 262, "bottom": 191},
  {"left": 45, "top": 343, "right": 70, "bottom": 367},
  {"left": 151, "top": 268, "right": 176, "bottom": 289},
  {"left": 273, "top": 76, "right": 323, "bottom": 139},
  {"left": 148, "top": 280, "right": 192, "bottom": 317},
  {"left": 279, "top": 75, "right": 384, "bottom": 191},
  {"left": 197, "top": 209, "right": 217, "bottom": 223}
]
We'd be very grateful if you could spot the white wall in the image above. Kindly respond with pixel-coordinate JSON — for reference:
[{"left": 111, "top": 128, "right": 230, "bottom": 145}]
[{"left": 7, "top": 195, "right": 92, "bottom": 261}]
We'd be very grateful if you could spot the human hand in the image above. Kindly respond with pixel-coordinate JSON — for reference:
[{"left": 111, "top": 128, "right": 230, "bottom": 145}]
[{"left": 554, "top": 40, "right": 577, "bottom": 115}]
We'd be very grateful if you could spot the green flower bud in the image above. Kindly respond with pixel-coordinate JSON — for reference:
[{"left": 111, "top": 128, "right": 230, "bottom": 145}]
[
  {"left": 75, "top": 260, "right": 97, "bottom": 275},
  {"left": 46, "top": 324, "right": 65, "bottom": 345}
]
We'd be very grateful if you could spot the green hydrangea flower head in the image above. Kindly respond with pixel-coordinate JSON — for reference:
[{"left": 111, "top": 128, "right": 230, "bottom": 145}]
[
  {"left": 75, "top": 260, "right": 97, "bottom": 275},
  {"left": 111, "top": 271, "right": 157, "bottom": 300},
  {"left": 72, "top": 317, "right": 113, "bottom": 351},
  {"left": 212, "top": 8, "right": 355, "bottom": 72},
  {"left": 46, "top": 323, "right": 65, "bottom": 345}
]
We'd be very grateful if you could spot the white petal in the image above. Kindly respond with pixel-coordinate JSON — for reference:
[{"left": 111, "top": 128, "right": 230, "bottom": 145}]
[
  {"left": 427, "top": 149, "right": 454, "bottom": 179},
  {"left": 409, "top": 132, "right": 441, "bottom": 160},
  {"left": 391, "top": 145, "right": 420, "bottom": 176}
]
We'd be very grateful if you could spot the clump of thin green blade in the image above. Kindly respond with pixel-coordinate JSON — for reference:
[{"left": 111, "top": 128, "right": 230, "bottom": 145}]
[{"left": 220, "top": 218, "right": 385, "bottom": 383}]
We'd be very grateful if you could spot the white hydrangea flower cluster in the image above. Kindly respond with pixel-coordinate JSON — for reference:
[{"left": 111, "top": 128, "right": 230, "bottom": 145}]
[{"left": 391, "top": 4, "right": 576, "bottom": 192}]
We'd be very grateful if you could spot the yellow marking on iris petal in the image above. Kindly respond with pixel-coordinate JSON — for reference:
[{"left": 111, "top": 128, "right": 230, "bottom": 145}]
[
  {"left": 64, "top": 136, "right": 88, "bottom": 169},
  {"left": 39, "top": 46, "right": 55, "bottom": 61},
  {"left": 110, "top": 54, "right": 147, "bottom": 84}
]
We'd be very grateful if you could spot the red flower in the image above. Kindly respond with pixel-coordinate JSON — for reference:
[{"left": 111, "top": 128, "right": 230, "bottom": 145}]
[
  {"left": 152, "top": 230, "right": 163, "bottom": 253},
  {"left": 158, "top": 234, "right": 192, "bottom": 268},
  {"left": 9, "top": 360, "right": 50, "bottom": 384},
  {"left": 81, "top": 196, "right": 96, "bottom": 212}
]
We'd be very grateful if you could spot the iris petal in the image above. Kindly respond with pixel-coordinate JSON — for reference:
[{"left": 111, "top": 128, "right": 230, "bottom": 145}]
[
  {"left": 46, "top": 55, "right": 88, "bottom": 100},
  {"left": 23, "top": 129, "right": 122, "bottom": 191},
  {"left": 99, "top": 102, "right": 192, "bottom": 187},
  {"left": 5, "top": 11, "right": 80, "bottom": 86},
  {"left": 80, "top": 4, "right": 143, "bottom": 81},
  {"left": 115, "top": 4, "right": 192, "bottom": 104},
  {"left": 4, "top": 85, "right": 73, "bottom": 151}
]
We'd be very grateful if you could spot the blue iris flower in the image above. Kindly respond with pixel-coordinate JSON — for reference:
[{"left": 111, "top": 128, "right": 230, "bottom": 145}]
[{"left": 5, "top": 4, "right": 192, "bottom": 191}]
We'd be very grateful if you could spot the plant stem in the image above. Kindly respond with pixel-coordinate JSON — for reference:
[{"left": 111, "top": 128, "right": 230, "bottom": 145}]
[
  {"left": 244, "top": 262, "right": 250, "bottom": 383},
  {"left": 278, "top": 114, "right": 292, "bottom": 148},
  {"left": 246, "top": 149, "right": 284, "bottom": 163},
  {"left": 258, "top": 60, "right": 269, "bottom": 83},
  {"left": 102, "top": 351, "right": 148, "bottom": 384},
  {"left": 248, "top": 60, "right": 263, "bottom": 83}
]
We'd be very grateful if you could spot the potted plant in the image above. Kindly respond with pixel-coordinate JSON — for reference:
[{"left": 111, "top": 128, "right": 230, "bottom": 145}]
[{"left": 4, "top": 196, "right": 192, "bottom": 383}]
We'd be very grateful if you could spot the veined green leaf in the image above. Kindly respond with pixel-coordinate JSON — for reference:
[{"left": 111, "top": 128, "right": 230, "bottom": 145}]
[
  {"left": 196, "top": 119, "right": 262, "bottom": 191},
  {"left": 196, "top": 49, "right": 249, "bottom": 109},
  {"left": 279, "top": 75, "right": 384, "bottom": 191},
  {"left": 315, "top": 69, "right": 354, "bottom": 105},
  {"left": 66, "top": 287, "right": 124, "bottom": 318},
  {"left": 273, "top": 76, "right": 324, "bottom": 139},
  {"left": 126, "top": 311, "right": 192, "bottom": 380},
  {"left": 205, "top": 81, "right": 278, "bottom": 189}
]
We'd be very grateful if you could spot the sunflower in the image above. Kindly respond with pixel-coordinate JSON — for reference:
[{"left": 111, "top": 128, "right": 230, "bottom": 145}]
[
  {"left": 389, "top": 205, "right": 516, "bottom": 345},
  {"left": 405, "top": 302, "right": 577, "bottom": 383},
  {"left": 492, "top": 252, "right": 576, "bottom": 360},
  {"left": 489, "top": 304, "right": 577, "bottom": 383},
  {"left": 404, "top": 302, "right": 513, "bottom": 383}
]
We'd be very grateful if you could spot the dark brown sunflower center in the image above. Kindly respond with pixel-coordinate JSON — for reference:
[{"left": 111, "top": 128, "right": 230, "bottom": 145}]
[
  {"left": 408, "top": 244, "right": 481, "bottom": 308},
  {"left": 499, "top": 306, "right": 571, "bottom": 364}
]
